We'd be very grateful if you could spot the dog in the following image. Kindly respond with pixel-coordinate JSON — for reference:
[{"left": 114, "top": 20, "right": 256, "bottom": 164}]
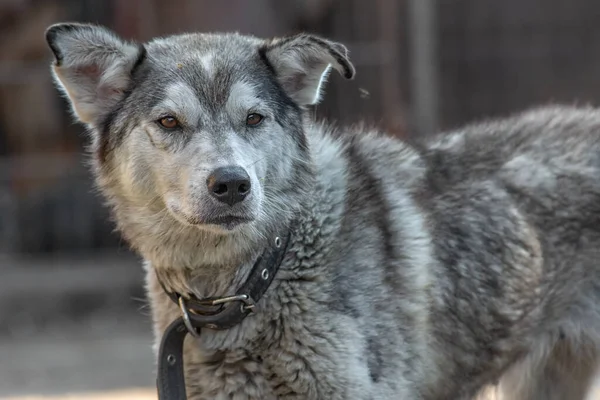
[{"left": 45, "top": 22, "right": 600, "bottom": 400}]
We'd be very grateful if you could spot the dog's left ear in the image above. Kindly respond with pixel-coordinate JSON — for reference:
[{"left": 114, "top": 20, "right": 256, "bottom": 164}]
[{"left": 262, "top": 34, "right": 355, "bottom": 106}]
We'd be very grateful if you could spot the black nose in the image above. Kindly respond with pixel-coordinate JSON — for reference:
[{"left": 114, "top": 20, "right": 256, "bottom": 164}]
[{"left": 206, "top": 166, "right": 251, "bottom": 206}]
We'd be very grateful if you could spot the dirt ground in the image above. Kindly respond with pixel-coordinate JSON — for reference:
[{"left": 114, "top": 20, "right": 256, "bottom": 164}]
[
  {"left": 0, "top": 319, "right": 155, "bottom": 399},
  {"left": 3, "top": 389, "right": 156, "bottom": 400}
]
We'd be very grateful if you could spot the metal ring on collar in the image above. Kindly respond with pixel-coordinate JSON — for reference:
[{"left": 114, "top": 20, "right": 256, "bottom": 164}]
[{"left": 178, "top": 296, "right": 201, "bottom": 338}]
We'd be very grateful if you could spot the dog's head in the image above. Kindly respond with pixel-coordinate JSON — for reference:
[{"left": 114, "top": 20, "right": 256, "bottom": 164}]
[{"left": 45, "top": 23, "right": 354, "bottom": 240}]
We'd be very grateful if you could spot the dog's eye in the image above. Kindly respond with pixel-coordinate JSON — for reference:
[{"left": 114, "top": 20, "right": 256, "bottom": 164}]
[
  {"left": 246, "top": 113, "right": 264, "bottom": 126},
  {"left": 158, "top": 116, "right": 179, "bottom": 129}
]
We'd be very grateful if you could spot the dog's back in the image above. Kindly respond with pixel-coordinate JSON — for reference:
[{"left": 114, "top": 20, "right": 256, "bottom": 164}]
[
  {"left": 413, "top": 106, "right": 600, "bottom": 399},
  {"left": 297, "top": 105, "right": 600, "bottom": 399}
]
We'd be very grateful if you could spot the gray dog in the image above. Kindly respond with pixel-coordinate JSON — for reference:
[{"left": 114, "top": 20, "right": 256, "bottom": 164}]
[{"left": 45, "top": 22, "right": 600, "bottom": 400}]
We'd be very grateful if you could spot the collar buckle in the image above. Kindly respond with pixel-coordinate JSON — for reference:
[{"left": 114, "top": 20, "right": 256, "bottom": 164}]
[
  {"left": 177, "top": 293, "right": 258, "bottom": 337},
  {"left": 200, "top": 293, "right": 256, "bottom": 312}
]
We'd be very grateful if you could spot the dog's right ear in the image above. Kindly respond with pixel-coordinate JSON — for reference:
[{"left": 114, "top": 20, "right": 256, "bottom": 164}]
[{"left": 45, "top": 23, "right": 144, "bottom": 125}]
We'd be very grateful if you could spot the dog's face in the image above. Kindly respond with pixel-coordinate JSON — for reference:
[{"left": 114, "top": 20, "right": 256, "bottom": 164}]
[{"left": 45, "top": 24, "right": 354, "bottom": 236}]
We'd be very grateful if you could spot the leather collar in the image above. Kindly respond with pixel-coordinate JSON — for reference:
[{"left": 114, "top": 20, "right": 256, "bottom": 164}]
[{"left": 155, "top": 226, "right": 293, "bottom": 400}]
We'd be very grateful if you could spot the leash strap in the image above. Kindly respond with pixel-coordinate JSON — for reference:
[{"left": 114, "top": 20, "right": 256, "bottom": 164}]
[
  {"left": 157, "top": 317, "right": 188, "bottom": 400},
  {"left": 156, "top": 228, "right": 293, "bottom": 399}
]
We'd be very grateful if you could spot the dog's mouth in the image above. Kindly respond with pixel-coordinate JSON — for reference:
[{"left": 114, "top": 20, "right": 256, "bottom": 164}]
[
  {"left": 203, "top": 215, "right": 253, "bottom": 230},
  {"left": 165, "top": 200, "right": 255, "bottom": 230}
]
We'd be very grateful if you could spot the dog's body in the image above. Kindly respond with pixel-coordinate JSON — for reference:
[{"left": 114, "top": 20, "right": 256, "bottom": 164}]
[{"left": 45, "top": 23, "right": 600, "bottom": 399}]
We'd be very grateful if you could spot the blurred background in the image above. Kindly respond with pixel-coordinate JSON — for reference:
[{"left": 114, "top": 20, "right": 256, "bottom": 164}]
[{"left": 2, "top": 0, "right": 600, "bottom": 399}]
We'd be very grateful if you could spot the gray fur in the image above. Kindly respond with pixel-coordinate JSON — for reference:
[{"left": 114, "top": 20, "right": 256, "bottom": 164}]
[{"left": 46, "top": 23, "right": 600, "bottom": 399}]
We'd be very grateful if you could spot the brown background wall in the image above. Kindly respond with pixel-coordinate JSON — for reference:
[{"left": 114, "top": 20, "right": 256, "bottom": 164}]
[{"left": 1, "top": 0, "right": 600, "bottom": 253}]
